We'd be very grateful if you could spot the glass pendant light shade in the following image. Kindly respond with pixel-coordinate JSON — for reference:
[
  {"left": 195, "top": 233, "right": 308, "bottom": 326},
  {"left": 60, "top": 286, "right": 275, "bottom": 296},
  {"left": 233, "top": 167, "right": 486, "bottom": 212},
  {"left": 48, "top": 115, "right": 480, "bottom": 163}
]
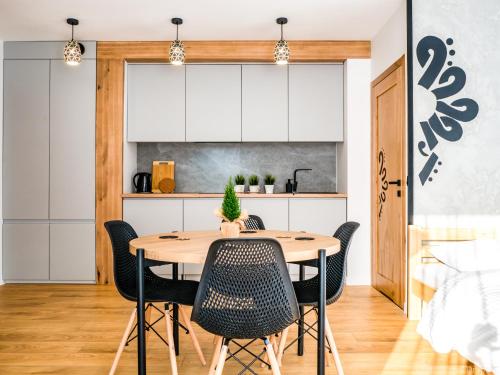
[
  {"left": 169, "top": 40, "right": 185, "bottom": 65},
  {"left": 169, "top": 18, "right": 185, "bottom": 65},
  {"left": 64, "top": 39, "right": 82, "bottom": 66},
  {"left": 64, "top": 18, "right": 83, "bottom": 66},
  {"left": 274, "top": 40, "right": 290, "bottom": 65},
  {"left": 274, "top": 17, "right": 290, "bottom": 65}
]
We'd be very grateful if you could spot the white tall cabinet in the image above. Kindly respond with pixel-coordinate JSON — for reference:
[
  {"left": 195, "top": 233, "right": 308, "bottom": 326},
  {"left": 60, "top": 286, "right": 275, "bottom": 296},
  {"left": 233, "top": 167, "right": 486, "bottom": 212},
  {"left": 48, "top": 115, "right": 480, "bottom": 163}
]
[{"left": 2, "top": 42, "right": 96, "bottom": 283}]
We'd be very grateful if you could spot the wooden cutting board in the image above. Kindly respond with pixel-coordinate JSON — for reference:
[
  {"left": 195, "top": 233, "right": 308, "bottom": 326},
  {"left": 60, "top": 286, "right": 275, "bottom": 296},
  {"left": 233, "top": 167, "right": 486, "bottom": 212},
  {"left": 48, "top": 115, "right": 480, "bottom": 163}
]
[{"left": 152, "top": 161, "right": 175, "bottom": 193}]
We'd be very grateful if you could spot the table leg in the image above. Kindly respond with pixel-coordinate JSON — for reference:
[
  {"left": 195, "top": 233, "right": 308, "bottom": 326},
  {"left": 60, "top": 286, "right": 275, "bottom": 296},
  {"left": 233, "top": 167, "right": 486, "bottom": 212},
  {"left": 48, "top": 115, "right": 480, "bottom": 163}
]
[
  {"left": 317, "top": 249, "right": 326, "bottom": 375},
  {"left": 298, "top": 264, "right": 305, "bottom": 356},
  {"left": 172, "top": 263, "right": 180, "bottom": 356},
  {"left": 137, "top": 248, "right": 146, "bottom": 375}
]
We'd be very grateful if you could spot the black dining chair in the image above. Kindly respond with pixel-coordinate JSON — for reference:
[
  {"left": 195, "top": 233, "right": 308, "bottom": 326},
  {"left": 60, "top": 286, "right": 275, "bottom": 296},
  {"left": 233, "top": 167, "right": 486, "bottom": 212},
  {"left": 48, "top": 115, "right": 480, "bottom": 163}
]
[
  {"left": 104, "top": 220, "right": 206, "bottom": 375},
  {"left": 191, "top": 238, "right": 300, "bottom": 375},
  {"left": 243, "top": 214, "right": 266, "bottom": 230},
  {"left": 276, "top": 221, "right": 360, "bottom": 375}
]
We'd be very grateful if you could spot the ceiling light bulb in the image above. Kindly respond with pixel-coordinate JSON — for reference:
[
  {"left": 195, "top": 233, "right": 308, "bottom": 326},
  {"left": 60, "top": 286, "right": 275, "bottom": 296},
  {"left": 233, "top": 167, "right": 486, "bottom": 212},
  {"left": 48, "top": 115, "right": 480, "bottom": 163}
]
[{"left": 64, "top": 39, "right": 82, "bottom": 66}]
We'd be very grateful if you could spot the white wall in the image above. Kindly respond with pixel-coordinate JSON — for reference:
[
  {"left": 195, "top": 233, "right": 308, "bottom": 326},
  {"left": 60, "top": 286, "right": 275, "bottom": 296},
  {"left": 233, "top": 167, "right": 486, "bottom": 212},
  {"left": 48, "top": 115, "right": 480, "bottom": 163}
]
[
  {"left": 344, "top": 59, "right": 371, "bottom": 285},
  {"left": 0, "top": 41, "right": 3, "bottom": 284},
  {"left": 371, "top": 0, "right": 406, "bottom": 80}
]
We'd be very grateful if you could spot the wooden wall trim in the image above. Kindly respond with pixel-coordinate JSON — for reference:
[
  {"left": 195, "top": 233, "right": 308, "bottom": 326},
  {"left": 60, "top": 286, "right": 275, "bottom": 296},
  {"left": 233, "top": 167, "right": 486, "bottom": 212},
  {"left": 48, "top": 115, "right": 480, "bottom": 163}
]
[{"left": 95, "top": 40, "right": 371, "bottom": 284}]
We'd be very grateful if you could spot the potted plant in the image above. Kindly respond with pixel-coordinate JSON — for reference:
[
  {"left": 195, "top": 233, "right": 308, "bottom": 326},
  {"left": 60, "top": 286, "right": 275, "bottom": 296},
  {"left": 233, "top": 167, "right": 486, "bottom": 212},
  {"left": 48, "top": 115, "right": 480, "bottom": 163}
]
[
  {"left": 234, "top": 174, "right": 245, "bottom": 193},
  {"left": 264, "top": 174, "right": 276, "bottom": 194},
  {"left": 214, "top": 178, "right": 248, "bottom": 237},
  {"left": 248, "top": 175, "right": 260, "bottom": 193}
]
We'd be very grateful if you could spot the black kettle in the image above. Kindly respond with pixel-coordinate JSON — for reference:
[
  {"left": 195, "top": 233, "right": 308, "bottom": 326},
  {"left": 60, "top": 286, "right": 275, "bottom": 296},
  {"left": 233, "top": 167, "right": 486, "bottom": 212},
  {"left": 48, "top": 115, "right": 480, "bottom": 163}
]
[{"left": 133, "top": 172, "right": 152, "bottom": 193}]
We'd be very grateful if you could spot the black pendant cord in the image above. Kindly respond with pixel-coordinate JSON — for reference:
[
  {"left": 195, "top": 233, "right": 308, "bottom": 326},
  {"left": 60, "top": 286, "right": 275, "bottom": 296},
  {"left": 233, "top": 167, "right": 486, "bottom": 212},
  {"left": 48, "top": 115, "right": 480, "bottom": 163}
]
[
  {"left": 281, "top": 23, "right": 284, "bottom": 41},
  {"left": 71, "top": 25, "right": 74, "bottom": 41},
  {"left": 176, "top": 24, "right": 179, "bottom": 41}
]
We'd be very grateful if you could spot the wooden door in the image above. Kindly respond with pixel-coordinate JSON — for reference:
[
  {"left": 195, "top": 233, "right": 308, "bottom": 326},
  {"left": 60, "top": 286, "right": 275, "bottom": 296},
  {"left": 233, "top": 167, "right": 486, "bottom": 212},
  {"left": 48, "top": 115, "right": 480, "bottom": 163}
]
[{"left": 371, "top": 56, "right": 406, "bottom": 309}]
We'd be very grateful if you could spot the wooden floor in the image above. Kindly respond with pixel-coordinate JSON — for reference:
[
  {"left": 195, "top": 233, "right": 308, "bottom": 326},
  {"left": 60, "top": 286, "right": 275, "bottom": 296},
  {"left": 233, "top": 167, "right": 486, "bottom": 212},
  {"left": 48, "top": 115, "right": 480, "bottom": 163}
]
[{"left": 0, "top": 284, "right": 486, "bottom": 375}]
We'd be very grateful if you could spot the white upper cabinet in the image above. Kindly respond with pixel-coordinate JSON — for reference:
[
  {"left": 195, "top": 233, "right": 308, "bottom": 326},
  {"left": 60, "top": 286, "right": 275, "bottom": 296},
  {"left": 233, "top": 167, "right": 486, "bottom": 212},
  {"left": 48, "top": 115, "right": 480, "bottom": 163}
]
[
  {"left": 242, "top": 65, "right": 288, "bottom": 142},
  {"left": 186, "top": 65, "right": 241, "bottom": 142},
  {"left": 240, "top": 198, "right": 288, "bottom": 230},
  {"left": 289, "top": 64, "right": 344, "bottom": 142},
  {"left": 127, "top": 64, "right": 186, "bottom": 142},
  {"left": 50, "top": 60, "right": 96, "bottom": 220},
  {"left": 3, "top": 60, "right": 50, "bottom": 219}
]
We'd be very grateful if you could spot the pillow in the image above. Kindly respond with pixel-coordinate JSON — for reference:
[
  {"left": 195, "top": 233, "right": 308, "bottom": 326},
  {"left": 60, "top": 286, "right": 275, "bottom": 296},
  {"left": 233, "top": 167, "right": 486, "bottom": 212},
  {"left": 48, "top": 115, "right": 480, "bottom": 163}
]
[{"left": 428, "top": 240, "right": 500, "bottom": 272}]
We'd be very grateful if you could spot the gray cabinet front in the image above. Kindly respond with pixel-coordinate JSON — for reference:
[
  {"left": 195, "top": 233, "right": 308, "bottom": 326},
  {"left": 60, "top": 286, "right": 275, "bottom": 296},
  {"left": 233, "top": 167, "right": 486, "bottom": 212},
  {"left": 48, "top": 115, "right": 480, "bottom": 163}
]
[
  {"left": 127, "top": 64, "right": 186, "bottom": 142},
  {"left": 3, "top": 223, "right": 50, "bottom": 281},
  {"left": 3, "top": 60, "right": 50, "bottom": 219},
  {"left": 50, "top": 60, "right": 96, "bottom": 220},
  {"left": 186, "top": 65, "right": 241, "bottom": 142},
  {"left": 289, "top": 64, "right": 344, "bottom": 142},
  {"left": 242, "top": 65, "right": 288, "bottom": 141},
  {"left": 49, "top": 223, "right": 95, "bottom": 281}
]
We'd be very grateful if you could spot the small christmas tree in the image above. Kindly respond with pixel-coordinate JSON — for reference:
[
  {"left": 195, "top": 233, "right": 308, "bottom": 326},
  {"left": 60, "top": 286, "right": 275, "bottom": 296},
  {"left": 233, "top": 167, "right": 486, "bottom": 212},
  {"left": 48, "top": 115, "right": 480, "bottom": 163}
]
[{"left": 221, "top": 178, "right": 241, "bottom": 222}]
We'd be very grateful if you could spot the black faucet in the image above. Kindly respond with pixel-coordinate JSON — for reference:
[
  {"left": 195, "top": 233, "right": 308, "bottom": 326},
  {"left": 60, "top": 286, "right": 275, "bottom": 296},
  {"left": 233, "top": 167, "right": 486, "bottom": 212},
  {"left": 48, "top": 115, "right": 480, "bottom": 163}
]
[{"left": 293, "top": 168, "right": 312, "bottom": 193}]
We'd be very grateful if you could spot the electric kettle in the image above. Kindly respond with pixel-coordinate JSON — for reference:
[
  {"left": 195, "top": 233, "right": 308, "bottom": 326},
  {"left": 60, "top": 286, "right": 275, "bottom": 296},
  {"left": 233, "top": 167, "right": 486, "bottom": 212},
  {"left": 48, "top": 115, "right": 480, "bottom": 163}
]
[{"left": 133, "top": 172, "right": 152, "bottom": 193}]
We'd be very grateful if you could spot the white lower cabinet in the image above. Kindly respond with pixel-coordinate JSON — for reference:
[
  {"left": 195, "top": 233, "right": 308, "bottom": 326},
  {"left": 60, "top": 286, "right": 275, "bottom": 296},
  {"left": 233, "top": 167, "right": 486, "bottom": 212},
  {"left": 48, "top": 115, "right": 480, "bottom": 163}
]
[
  {"left": 240, "top": 198, "right": 288, "bottom": 230},
  {"left": 50, "top": 223, "right": 95, "bottom": 281},
  {"left": 3, "top": 223, "right": 50, "bottom": 281},
  {"left": 288, "top": 198, "right": 347, "bottom": 279},
  {"left": 183, "top": 198, "right": 223, "bottom": 279},
  {"left": 123, "top": 198, "right": 184, "bottom": 277}
]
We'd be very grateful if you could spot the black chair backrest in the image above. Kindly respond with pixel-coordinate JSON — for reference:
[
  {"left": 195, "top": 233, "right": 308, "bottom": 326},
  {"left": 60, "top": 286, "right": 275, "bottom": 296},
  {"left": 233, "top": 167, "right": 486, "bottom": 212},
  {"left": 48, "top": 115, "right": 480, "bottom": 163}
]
[
  {"left": 243, "top": 215, "right": 266, "bottom": 230},
  {"left": 327, "top": 221, "right": 360, "bottom": 304},
  {"left": 191, "top": 238, "right": 299, "bottom": 340},
  {"left": 104, "top": 220, "right": 157, "bottom": 301}
]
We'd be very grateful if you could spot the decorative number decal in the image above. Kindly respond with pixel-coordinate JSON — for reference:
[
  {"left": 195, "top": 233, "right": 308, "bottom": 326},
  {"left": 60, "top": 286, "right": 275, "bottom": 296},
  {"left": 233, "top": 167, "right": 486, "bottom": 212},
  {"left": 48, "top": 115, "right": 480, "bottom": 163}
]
[
  {"left": 416, "top": 36, "right": 479, "bottom": 185},
  {"left": 378, "top": 149, "right": 388, "bottom": 220}
]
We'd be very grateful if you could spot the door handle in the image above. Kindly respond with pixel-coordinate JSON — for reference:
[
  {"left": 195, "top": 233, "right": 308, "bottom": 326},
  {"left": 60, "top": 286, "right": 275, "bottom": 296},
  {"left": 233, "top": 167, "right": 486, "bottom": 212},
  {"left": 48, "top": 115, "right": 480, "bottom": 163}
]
[{"left": 388, "top": 179, "right": 401, "bottom": 187}]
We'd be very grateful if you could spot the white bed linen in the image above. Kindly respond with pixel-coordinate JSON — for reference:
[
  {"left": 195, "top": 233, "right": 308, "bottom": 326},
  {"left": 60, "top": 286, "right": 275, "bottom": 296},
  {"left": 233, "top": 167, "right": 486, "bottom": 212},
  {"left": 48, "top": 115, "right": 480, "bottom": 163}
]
[
  {"left": 417, "top": 269, "right": 500, "bottom": 374},
  {"left": 413, "top": 262, "right": 459, "bottom": 290}
]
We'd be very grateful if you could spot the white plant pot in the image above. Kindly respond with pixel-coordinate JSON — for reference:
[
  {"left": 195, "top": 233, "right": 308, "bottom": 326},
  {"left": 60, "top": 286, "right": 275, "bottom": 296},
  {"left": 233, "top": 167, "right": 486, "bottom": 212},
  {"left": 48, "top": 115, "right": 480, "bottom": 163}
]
[
  {"left": 265, "top": 185, "right": 274, "bottom": 194},
  {"left": 234, "top": 185, "right": 245, "bottom": 193},
  {"left": 249, "top": 185, "right": 260, "bottom": 193}
]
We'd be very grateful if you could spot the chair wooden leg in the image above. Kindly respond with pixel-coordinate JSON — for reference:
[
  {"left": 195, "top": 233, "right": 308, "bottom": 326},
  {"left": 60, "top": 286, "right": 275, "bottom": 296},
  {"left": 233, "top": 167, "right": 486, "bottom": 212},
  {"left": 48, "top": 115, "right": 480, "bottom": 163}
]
[
  {"left": 214, "top": 341, "right": 229, "bottom": 375},
  {"left": 178, "top": 305, "right": 207, "bottom": 365},
  {"left": 109, "top": 308, "right": 137, "bottom": 375},
  {"left": 262, "top": 335, "right": 279, "bottom": 368},
  {"left": 209, "top": 336, "right": 223, "bottom": 375},
  {"left": 145, "top": 303, "right": 152, "bottom": 343},
  {"left": 164, "top": 305, "right": 178, "bottom": 375},
  {"left": 265, "top": 340, "right": 281, "bottom": 375},
  {"left": 276, "top": 327, "right": 288, "bottom": 366},
  {"left": 325, "top": 315, "right": 344, "bottom": 375}
]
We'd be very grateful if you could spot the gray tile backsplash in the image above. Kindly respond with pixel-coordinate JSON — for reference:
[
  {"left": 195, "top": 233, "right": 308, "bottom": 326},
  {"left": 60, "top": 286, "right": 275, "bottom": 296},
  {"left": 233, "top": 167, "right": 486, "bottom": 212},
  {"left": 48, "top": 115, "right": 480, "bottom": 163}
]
[{"left": 137, "top": 143, "right": 336, "bottom": 193}]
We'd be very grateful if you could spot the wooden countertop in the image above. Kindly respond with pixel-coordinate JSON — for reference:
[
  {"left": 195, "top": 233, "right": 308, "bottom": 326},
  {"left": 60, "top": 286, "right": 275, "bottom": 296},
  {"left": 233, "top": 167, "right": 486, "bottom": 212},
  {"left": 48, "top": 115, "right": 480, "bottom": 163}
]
[{"left": 122, "top": 192, "right": 347, "bottom": 199}]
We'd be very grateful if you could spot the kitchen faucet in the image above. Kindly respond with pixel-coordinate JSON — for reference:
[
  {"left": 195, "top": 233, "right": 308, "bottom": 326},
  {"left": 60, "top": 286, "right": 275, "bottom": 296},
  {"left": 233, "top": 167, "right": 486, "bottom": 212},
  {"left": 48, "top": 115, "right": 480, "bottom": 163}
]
[{"left": 293, "top": 168, "right": 312, "bottom": 193}]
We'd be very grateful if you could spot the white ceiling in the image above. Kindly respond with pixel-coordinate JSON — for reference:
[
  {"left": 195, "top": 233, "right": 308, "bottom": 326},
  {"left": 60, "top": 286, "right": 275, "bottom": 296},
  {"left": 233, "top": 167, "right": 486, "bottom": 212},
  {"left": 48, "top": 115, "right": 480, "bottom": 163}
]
[{"left": 0, "top": 0, "right": 402, "bottom": 41}]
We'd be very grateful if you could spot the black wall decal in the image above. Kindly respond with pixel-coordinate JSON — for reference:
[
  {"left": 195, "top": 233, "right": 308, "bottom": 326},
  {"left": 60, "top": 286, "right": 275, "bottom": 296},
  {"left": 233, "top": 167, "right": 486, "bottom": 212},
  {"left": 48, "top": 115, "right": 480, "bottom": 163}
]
[
  {"left": 416, "top": 35, "right": 479, "bottom": 185},
  {"left": 378, "top": 149, "right": 388, "bottom": 220}
]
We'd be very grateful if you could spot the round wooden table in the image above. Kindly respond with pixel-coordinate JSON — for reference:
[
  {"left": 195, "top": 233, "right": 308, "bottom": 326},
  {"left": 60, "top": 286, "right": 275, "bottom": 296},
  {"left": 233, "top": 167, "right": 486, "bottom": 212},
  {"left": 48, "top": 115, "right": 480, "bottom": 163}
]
[{"left": 130, "top": 230, "right": 340, "bottom": 375}]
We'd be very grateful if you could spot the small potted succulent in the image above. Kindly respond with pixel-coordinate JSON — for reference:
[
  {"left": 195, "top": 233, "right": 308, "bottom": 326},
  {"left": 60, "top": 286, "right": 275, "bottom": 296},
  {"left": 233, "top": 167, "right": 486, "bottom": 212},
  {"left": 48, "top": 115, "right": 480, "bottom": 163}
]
[
  {"left": 264, "top": 174, "right": 276, "bottom": 194},
  {"left": 234, "top": 174, "right": 245, "bottom": 193},
  {"left": 214, "top": 178, "right": 248, "bottom": 237},
  {"left": 248, "top": 175, "right": 260, "bottom": 193}
]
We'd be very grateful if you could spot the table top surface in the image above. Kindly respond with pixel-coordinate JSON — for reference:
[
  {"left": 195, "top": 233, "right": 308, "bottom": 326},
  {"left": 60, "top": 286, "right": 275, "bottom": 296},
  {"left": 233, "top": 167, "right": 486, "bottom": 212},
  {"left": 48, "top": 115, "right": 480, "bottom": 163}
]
[{"left": 129, "top": 230, "right": 340, "bottom": 264}]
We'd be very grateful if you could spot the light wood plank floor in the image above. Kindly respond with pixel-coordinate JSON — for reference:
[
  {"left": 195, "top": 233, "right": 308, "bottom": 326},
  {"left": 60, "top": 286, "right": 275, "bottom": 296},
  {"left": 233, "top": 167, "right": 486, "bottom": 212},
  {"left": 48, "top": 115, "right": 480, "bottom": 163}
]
[{"left": 0, "top": 284, "right": 487, "bottom": 375}]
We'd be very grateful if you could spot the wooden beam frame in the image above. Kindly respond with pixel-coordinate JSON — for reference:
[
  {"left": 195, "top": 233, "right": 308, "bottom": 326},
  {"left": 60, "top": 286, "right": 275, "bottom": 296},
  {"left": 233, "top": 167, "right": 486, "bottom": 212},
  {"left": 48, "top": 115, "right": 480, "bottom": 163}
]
[{"left": 95, "top": 40, "right": 371, "bottom": 284}]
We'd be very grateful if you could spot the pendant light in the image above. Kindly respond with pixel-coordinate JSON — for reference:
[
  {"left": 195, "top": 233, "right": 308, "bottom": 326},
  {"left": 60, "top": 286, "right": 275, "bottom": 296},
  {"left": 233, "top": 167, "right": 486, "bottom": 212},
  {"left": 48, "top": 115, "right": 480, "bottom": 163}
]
[
  {"left": 64, "top": 18, "right": 85, "bottom": 66},
  {"left": 169, "top": 18, "right": 185, "bottom": 65},
  {"left": 274, "top": 17, "right": 290, "bottom": 65}
]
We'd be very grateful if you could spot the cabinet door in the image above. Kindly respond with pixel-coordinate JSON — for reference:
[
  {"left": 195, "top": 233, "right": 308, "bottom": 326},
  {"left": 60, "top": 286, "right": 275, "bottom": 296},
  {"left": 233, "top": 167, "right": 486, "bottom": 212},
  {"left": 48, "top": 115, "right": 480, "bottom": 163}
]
[
  {"left": 289, "top": 64, "right": 344, "bottom": 142},
  {"left": 186, "top": 65, "right": 241, "bottom": 142},
  {"left": 3, "top": 60, "right": 49, "bottom": 219},
  {"left": 240, "top": 198, "right": 288, "bottom": 230},
  {"left": 242, "top": 65, "right": 288, "bottom": 141},
  {"left": 288, "top": 198, "right": 347, "bottom": 278},
  {"left": 183, "top": 198, "right": 223, "bottom": 278},
  {"left": 50, "top": 60, "right": 96, "bottom": 220},
  {"left": 123, "top": 199, "right": 184, "bottom": 277},
  {"left": 50, "top": 223, "right": 95, "bottom": 281},
  {"left": 127, "top": 64, "right": 186, "bottom": 142},
  {"left": 3, "top": 223, "right": 49, "bottom": 281}
]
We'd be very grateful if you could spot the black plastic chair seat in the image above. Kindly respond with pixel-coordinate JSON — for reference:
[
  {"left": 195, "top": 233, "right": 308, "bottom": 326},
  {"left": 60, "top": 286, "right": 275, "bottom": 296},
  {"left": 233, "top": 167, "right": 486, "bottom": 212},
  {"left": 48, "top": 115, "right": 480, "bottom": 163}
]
[
  {"left": 144, "top": 259, "right": 172, "bottom": 268},
  {"left": 292, "top": 259, "right": 318, "bottom": 268},
  {"left": 123, "top": 278, "right": 199, "bottom": 306}
]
